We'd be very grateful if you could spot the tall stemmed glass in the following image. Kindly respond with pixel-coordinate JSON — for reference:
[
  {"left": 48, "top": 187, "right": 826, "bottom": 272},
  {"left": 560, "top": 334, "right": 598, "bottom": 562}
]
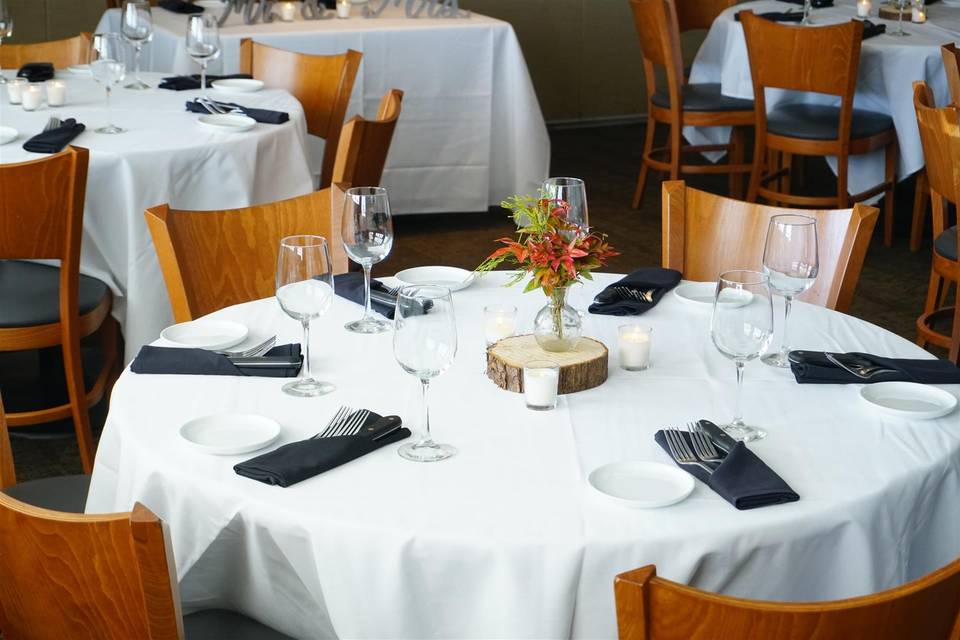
[
  {"left": 0, "top": 0, "right": 12, "bottom": 85},
  {"left": 542, "top": 177, "right": 589, "bottom": 234},
  {"left": 90, "top": 34, "right": 127, "bottom": 134},
  {"left": 892, "top": 0, "right": 911, "bottom": 36},
  {"left": 122, "top": 1, "right": 153, "bottom": 90},
  {"left": 802, "top": 0, "right": 813, "bottom": 24},
  {"left": 394, "top": 285, "right": 458, "bottom": 462},
  {"left": 761, "top": 214, "right": 818, "bottom": 368},
  {"left": 341, "top": 187, "right": 394, "bottom": 334},
  {"left": 711, "top": 270, "right": 774, "bottom": 442},
  {"left": 186, "top": 14, "right": 220, "bottom": 97},
  {"left": 276, "top": 235, "right": 336, "bottom": 397}
]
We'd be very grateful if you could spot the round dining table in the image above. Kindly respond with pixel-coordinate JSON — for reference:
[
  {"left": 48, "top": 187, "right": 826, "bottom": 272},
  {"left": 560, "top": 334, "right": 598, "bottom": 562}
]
[{"left": 86, "top": 271, "right": 960, "bottom": 639}]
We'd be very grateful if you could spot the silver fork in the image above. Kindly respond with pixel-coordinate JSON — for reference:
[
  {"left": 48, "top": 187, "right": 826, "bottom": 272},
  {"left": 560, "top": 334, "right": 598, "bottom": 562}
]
[
  {"left": 197, "top": 97, "right": 244, "bottom": 116},
  {"left": 615, "top": 286, "right": 654, "bottom": 303},
  {"left": 331, "top": 409, "right": 370, "bottom": 437},
  {"left": 664, "top": 429, "right": 715, "bottom": 474},
  {"left": 215, "top": 335, "right": 277, "bottom": 358},
  {"left": 688, "top": 422, "right": 723, "bottom": 465},
  {"left": 314, "top": 406, "right": 354, "bottom": 439},
  {"left": 42, "top": 116, "right": 62, "bottom": 132}
]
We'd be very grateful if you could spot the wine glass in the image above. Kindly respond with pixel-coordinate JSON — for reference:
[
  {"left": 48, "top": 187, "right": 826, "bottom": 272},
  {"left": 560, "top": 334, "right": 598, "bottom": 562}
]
[
  {"left": 0, "top": 0, "right": 12, "bottom": 85},
  {"left": 341, "top": 187, "right": 394, "bottom": 334},
  {"left": 761, "top": 214, "right": 818, "bottom": 369},
  {"left": 394, "top": 285, "right": 458, "bottom": 462},
  {"left": 892, "top": 0, "right": 911, "bottom": 36},
  {"left": 90, "top": 33, "right": 127, "bottom": 134},
  {"left": 802, "top": 0, "right": 814, "bottom": 24},
  {"left": 542, "top": 177, "right": 589, "bottom": 234},
  {"left": 276, "top": 235, "right": 336, "bottom": 397},
  {"left": 122, "top": 1, "right": 153, "bottom": 90},
  {"left": 710, "top": 270, "right": 774, "bottom": 442},
  {"left": 186, "top": 14, "right": 220, "bottom": 97}
]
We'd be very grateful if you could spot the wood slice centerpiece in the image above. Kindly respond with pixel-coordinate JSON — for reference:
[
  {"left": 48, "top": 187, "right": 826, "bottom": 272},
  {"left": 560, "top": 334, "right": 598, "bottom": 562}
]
[
  {"left": 878, "top": 3, "right": 910, "bottom": 19},
  {"left": 486, "top": 334, "right": 608, "bottom": 394}
]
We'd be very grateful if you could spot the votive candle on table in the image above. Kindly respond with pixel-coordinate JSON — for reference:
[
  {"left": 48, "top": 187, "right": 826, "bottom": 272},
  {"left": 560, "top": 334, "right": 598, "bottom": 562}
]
[
  {"left": 279, "top": 1, "right": 297, "bottom": 21},
  {"left": 912, "top": 4, "right": 926, "bottom": 22},
  {"left": 857, "top": 0, "right": 871, "bottom": 17},
  {"left": 483, "top": 304, "right": 517, "bottom": 346},
  {"left": 618, "top": 324, "right": 652, "bottom": 371},
  {"left": 337, "top": 0, "right": 351, "bottom": 18},
  {"left": 523, "top": 360, "right": 559, "bottom": 411},
  {"left": 6, "top": 78, "right": 26, "bottom": 104},
  {"left": 21, "top": 84, "right": 43, "bottom": 111},
  {"left": 45, "top": 80, "right": 66, "bottom": 107}
]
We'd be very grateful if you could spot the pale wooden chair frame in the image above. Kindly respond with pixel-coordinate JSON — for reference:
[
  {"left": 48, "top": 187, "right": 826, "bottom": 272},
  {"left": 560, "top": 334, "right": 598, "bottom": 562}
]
[
  {"left": 0, "top": 33, "right": 92, "bottom": 70},
  {"left": 331, "top": 89, "right": 403, "bottom": 187}
]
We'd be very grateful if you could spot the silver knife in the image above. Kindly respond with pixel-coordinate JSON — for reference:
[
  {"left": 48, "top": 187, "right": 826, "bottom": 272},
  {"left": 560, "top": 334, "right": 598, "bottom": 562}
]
[{"left": 698, "top": 419, "right": 737, "bottom": 454}]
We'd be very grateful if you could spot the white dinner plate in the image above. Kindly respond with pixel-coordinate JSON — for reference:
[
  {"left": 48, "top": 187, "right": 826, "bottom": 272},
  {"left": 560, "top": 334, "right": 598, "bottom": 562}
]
[
  {"left": 68, "top": 64, "right": 91, "bottom": 76},
  {"left": 180, "top": 413, "right": 281, "bottom": 456},
  {"left": 860, "top": 382, "right": 957, "bottom": 420},
  {"left": 211, "top": 78, "right": 265, "bottom": 93},
  {"left": 587, "top": 461, "right": 695, "bottom": 509},
  {"left": 197, "top": 113, "right": 257, "bottom": 133},
  {"left": 394, "top": 266, "right": 475, "bottom": 291},
  {"left": 0, "top": 127, "right": 17, "bottom": 146},
  {"left": 673, "top": 281, "right": 754, "bottom": 308},
  {"left": 160, "top": 320, "right": 248, "bottom": 351}
]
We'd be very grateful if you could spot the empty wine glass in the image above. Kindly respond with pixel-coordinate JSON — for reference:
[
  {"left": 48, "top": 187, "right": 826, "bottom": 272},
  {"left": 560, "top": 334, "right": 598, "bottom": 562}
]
[
  {"left": 122, "top": 1, "right": 153, "bottom": 90},
  {"left": 90, "top": 33, "right": 127, "bottom": 134},
  {"left": 802, "top": 0, "right": 814, "bottom": 24},
  {"left": 276, "top": 235, "right": 336, "bottom": 397},
  {"left": 341, "top": 187, "right": 394, "bottom": 334},
  {"left": 186, "top": 14, "right": 220, "bottom": 96},
  {"left": 761, "top": 214, "right": 818, "bottom": 368},
  {"left": 0, "top": 0, "right": 12, "bottom": 85},
  {"left": 711, "top": 270, "right": 774, "bottom": 442},
  {"left": 542, "top": 177, "right": 589, "bottom": 234},
  {"left": 892, "top": 0, "right": 911, "bottom": 36},
  {"left": 394, "top": 285, "right": 458, "bottom": 462}
]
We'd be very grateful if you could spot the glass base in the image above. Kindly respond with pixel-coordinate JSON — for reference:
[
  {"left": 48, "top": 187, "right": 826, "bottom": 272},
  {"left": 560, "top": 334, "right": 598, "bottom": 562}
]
[
  {"left": 95, "top": 124, "right": 125, "bottom": 134},
  {"left": 890, "top": 30, "right": 910, "bottom": 36},
  {"left": 0, "top": 75, "right": 6, "bottom": 85},
  {"left": 761, "top": 350, "right": 791, "bottom": 368},
  {"left": 398, "top": 440, "right": 457, "bottom": 462},
  {"left": 124, "top": 80, "right": 151, "bottom": 90},
  {"left": 723, "top": 421, "right": 766, "bottom": 443},
  {"left": 282, "top": 377, "right": 336, "bottom": 397},
  {"left": 344, "top": 317, "right": 390, "bottom": 334}
]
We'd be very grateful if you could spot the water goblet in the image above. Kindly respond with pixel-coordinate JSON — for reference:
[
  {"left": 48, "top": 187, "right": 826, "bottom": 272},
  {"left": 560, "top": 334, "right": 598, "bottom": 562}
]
[
  {"left": 186, "top": 14, "right": 220, "bottom": 97},
  {"left": 90, "top": 33, "right": 127, "bottom": 134},
  {"left": 122, "top": 1, "right": 153, "bottom": 90},
  {"left": 542, "top": 177, "right": 589, "bottom": 234},
  {"left": 892, "top": 0, "right": 911, "bottom": 35},
  {"left": 341, "top": 187, "right": 394, "bottom": 333}
]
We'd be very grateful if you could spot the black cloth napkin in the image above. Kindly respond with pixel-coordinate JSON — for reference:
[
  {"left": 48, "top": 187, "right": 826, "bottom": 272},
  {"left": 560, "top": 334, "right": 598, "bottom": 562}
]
[
  {"left": 158, "top": 73, "right": 253, "bottom": 91},
  {"left": 861, "top": 19, "right": 886, "bottom": 39},
  {"left": 158, "top": 0, "right": 204, "bottom": 13},
  {"left": 735, "top": 10, "right": 803, "bottom": 21},
  {"left": 588, "top": 267, "right": 682, "bottom": 316},
  {"left": 234, "top": 412, "right": 411, "bottom": 487},
  {"left": 334, "top": 272, "right": 396, "bottom": 319},
  {"left": 790, "top": 351, "right": 960, "bottom": 385},
  {"left": 654, "top": 430, "right": 799, "bottom": 510},
  {"left": 17, "top": 62, "right": 54, "bottom": 83},
  {"left": 22, "top": 118, "right": 85, "bottom": 154},
  {"left": 130, "top": 344, "right": 302, "bottom": 378},
  {"left": 186, "top": 98, "right": 290, "bottom": 124}
]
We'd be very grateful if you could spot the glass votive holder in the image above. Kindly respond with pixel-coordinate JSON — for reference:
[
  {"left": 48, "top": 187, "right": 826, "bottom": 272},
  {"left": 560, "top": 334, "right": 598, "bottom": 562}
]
[
  {"left": 618, "top": 324, "right": 652, "bottom": 371},
  {"left": 523, "top": 360, "right": 559, "bottom": 411},
  {"left": 337, "top": 0, "right": 351, "bottom": 18},
  {"left": 6, "top": 77, "right": 27, "bottom": 105},
  {"left": 857, "top": 0, "right": 871, "bottom": 17},
  {"left": 279, "top": 1, "right": 297, "bottom": 20},
  {"left": 911, "top": 0, "right": 926, "bottom": 22},
  {"left": 45, "top": 80, "right": 66, "bottom": 107},
  {"left": 21, "top": 84, "right": 44, "bottom": 111},
  {"left": 483, "top": 304, "right": 517, "bottom": 346}
]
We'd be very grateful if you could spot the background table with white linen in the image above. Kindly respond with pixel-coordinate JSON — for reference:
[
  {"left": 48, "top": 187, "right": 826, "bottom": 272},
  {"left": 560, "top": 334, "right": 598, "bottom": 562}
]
[
  {"left": 687, "top": 0, "right": 956, "bottom": 197},
  {"left": 96, "top": 5, "right": 550, "bottom": 215},
  {"left": 86, "top": 271, "right": 960, "bottom": 639},
  {"left": 0, "top": 71, "right": 314, "bottom": 360}
]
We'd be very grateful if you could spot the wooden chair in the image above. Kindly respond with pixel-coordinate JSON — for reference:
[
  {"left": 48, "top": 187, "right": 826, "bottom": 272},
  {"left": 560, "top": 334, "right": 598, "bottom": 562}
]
[
  {"left": 331, "top": 89, "right": 404, "bottom": 187},
  {"left": 0, "top": 33, "right": 91, "bottom": 70},
  {"left": 614, "top": 561, "right": 960, "bottom": 640},
  {"left": 0, "top": 147, "right": 119, "bottom": 475},
  {"left": 913, "top": 81, "right": 960, "bottom": 364},
  {"left": 662, "top": 180, "right": 878, "bottom": 312},
  {"left": 239, "top": 39, "right": 361, "bottom": 189},
  {"left": 740, "top": 13, "right": 898, "bottom": 246},
  {"left": 0, "top": 493, "right": 294, "bottom": 639},
  {"left": 145, "top": 185, "right": 350, "bottom": 323}
]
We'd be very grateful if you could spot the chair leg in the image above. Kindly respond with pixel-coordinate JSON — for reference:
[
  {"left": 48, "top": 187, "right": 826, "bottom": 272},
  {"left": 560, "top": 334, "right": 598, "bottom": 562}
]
[
  {"left": 781, "top": 152, "right": 792, "bottom": 197},
  {"left": 910, "top": 170, "right": 929, "bottom": 252},
  {"left": 940, "top": 280, "right": 953, "bottom": 308},
  {"left": 61, "top": 330, "right": 96, "bottom": 474},
  {"left": 728, "top": 126, "right": 745, "bottom": 199},
  {"left": 950, "top": 298, "right": 960, "bottom": 364},
  {"left": 632, "top": 118, "right": 657, "bottom": 209},
  {"left": 883, "top": 140, "right": 898, "bottom": 247},
  {"left": 668, "top": 122, "right": 682, "bottom": 181},
  {"left": 917, "top": 268, "right": 944, "bottom": 349},
  {"left": 747, "top": 134, "right": 764, "bottom": 204}
]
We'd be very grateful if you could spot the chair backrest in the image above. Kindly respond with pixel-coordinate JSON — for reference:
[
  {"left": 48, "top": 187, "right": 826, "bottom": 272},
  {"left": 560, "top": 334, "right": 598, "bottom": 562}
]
[
  {"left": 0, "top": 33, "right": 92, "bottom": 69},
  {"left": 630, "top": 0, "right": 685, "bottom": 117},
  {"left": 941, "top": 43, "right": 960, "bottom": 106},
  {"left": 145, "top": 184, "right": 350, "bottom": 323},
  {"left": 331, "top": 89, "right": 403, "bottom": 187},
  {"left": 238, "top": 39, "right": 361, "bottom": 188},
  {"left": 661, "top": 180, "right": 877, "bottom": 312},
  {"left": 913, "top": 81, "right": 960, "bottom": 249},
  {"left": 615, "top": 562, "right": 960, "bottom": 640},
  {"left": 674, "top": 0, "right": 735, "bottom": 32},
  {"left": 0, "top": 393, "right": 15, "bottom": 489},
  {"left": 0, "top": 495, "right": 184, "bottom": 639}
]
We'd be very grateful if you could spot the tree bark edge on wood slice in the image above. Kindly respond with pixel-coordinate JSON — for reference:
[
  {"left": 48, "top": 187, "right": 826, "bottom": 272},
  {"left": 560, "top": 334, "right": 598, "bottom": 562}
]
[{"left": 486, "top": 334, "right": 608, "bottom": 394}]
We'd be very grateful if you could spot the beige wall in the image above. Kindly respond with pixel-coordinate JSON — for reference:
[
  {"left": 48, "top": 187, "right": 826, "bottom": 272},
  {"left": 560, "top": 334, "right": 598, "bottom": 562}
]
[{"left": 6, "top": 0, "right": 104, "bottom": 44}]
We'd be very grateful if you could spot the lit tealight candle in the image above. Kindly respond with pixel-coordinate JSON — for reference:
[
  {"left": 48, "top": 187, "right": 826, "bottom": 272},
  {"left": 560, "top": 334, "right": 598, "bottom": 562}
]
[
  {"left": 523, "top": 361, "right": 559, "bottom": 411},
  {"left": 337, "top": 0, "right": 351, "bottom": 18},
  {"left": 483, "top": 304, "right": 517, "bottom": 346},
  {"left": 6, "top": 78, "right": 26, "bottom": 105},
  {"left": 45, "top": 80, "right": 66, "bottom": 107},
  {"left": 279, "top": 1, "right": 297, "bottom": 21},
  {"left": 21, "top": 84, "right": 43, "bottom": 111},
  {"left": 618, "top": 324, "right": 652, "bottom": 371},
  {"left": 857, "top": 0, "right": 871, "bottom": 17},
  {"left": 912, "top": 5, "right": 926, "bottom": 22}
]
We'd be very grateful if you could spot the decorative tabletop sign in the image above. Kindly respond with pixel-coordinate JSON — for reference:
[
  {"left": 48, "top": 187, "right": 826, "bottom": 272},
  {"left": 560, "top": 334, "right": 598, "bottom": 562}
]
[
  {"left": 217, "top": 0, "right": 333, "bottom": 26},
  {"left": 363, "top": 0, "right": 470, "bottom": 19}
]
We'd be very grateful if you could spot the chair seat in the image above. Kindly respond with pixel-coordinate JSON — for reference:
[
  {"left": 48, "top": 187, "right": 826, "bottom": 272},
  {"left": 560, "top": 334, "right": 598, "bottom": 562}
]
[
  {"left": 767, "top": 103, "right": 894, "bottom": 141},
  {"left": 651, "top": 83, "right": 754, "bottom": 112},
  {"left": 184, "top": 609, "right": 296, "bottom": 640},
  {"left": 935, "top": 226, "right": 958, "bottom": 262},
  {"left": 1, "top": 474, "right": 90, "bottom": 512},
  {"left": 0, "top": 260, "right": 109, "bottom": 328}
]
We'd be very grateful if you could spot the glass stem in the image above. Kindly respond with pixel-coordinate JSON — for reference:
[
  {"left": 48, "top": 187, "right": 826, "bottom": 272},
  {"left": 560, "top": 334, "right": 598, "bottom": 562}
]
[
  {"left": 301, "top": 319, "right": 312, "bottom": 380},
  {"left": 733, "top": 360, "right": 745, "bottom": 425},
  {"left": 419, "top": 378, "right": 433, "bottom": 446},
  {"left": 898, "top": 1, "right": 904, "bottom": 33},
  {"left": 105, "top": 87, "right": 113, "bottom": 126},
  {"left": 200, "top": 60, "right": 207, "bottom": 96},
  {"left": 362, "top": 261, "right": 373, "bottom": 320},
  {"left": 0, "top": 38, "right": 4, "bottom": 83},
  {"left": 780, "top": 296, "right": 793, "bottom": 355},
  {"left": 134, "top": 45, "right": 142, "bottom": 82}
]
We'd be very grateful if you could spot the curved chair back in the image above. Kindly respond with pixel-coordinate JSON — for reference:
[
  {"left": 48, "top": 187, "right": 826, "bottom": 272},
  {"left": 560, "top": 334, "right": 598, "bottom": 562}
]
[
  {"left": 942, "top": 43, "right": 960, "bottom": 106},
  {"left": 0, "top": 394, "right": 14, "bottom": 488},
  {"left": 674, "top": 0, "right": 735, "bottom": 32},
  {"left": 914, "top": 81, "right": 960, "bottom": 209},
  {"left": 661, "top": 180, "right": 877, "bottom": 312},
  {"left": 630, "top": 0, "right": 685, "bottom": 111},
  {"left": 0, "top": 33, "right": 92, "bottom": 69},
  {"left": 332, "top": 89, "right": 404, "bottom": 187}
]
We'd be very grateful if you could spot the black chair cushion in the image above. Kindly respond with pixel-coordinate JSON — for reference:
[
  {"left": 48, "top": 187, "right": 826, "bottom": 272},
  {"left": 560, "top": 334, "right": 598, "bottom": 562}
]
[
  {"left": 184, "top": 609, "right": 296, "bottom": 640},
  {"left": 766, "top": 103, "right": 894, "bottom": 141},
  {"left": 1, "top": 474, "right": 90, "bottom": 512},
  {"left": 935, "top": 226, "right": 958, "bottom": 262},
  {"left": 651, "top": 83, "right": 754, "bottom": 112},
  {"left": 0, "top": 260, "right": 110, "bottom": 328}
]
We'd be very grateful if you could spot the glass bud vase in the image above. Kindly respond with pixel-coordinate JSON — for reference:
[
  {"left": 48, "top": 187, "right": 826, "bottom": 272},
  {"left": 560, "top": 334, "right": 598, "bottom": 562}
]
[{"left": 533, "top": 286, "right": 582, "bottom": 352}]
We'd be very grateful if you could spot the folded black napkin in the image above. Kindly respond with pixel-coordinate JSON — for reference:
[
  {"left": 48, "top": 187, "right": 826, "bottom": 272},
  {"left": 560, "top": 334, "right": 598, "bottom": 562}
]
[
  {"left": 860, "top": 19, "right": 886, "bottom": 39},
  {"left": 158, "top": 0, "right": 204, "bottom": 13},
  {"left": 234, "top": 412, "right": 411, "bottom": 487},
  {"left": 22, "top": 118, "right": 85, "bottom": 154},
  {"left": 158, "top": 73, "right": 253, "bottom": 91},
  {"left": 655, "top": 430, "right": 799, "bottom": 510},
  {"left": 790, "top": 351, "right": 960, "bottom": 385},
  {"left": 334, "top": 272, "right": 397, "bottom": 319},
  {"left": 186, "top": 98, "right": 290, "bottom": 124},
  {"left": 17, "top": 62, "right": 54, "bottom": 83},
  {"left": 130, "top": 344, "right": 302, "bottom": 378},
  {"left": 588, "top": 267, "right": 682, "bottom": 316},
  {"left": 735, "top": 10, "right": 803, "bottom": 21}
]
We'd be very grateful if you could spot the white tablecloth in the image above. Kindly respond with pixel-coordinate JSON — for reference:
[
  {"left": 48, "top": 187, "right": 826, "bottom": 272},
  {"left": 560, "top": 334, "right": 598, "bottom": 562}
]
[
  {"left": 86, "top": 271, "right": 960, "bottom": 639},
  {"left": 0, "top": 71, "right": 314, "bottom": 361},
  {"left": 688, "top": 0, "right": 957, "bottom": 196},
  {"left": 96, "top": 6, "right": 550, "bottom": 215}
]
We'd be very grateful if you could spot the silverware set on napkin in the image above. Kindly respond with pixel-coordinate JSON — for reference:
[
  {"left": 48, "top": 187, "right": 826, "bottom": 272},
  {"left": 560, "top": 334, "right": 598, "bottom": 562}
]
[
  {"left": 215, "top": 335, "right": 277, "bottom": 358},
  {"left": 663, "top": 422, "right": 731, "bottom": 474},
  {"left": 315, "top": 406, "right": 371, "bottom": 438},
  {"left": 824, "top": 353, "right": 898, "bottom": 380},
  {"left": 612, "top": 286, "right": 654, "bottom": 303}
]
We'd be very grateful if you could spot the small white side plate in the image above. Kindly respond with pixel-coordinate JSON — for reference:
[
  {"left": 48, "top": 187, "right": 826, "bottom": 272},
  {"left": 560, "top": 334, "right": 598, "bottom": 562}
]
[
  {"left": 180, "top": 413, "right": 281, "bottom": 456},
  {"left": 0, "top": 127, "right": 17, "bottom": 145},
  {"left": 197, "top": 113, "right": 257, "bottom": 133},
  {"left": 160, "top": 320, "right": 248, "bottom": 351},
  {"left": 588, "top": 461, "right": 695, "bottom": 509},
  {"left": 674, "top": 281, "right": 753, "bottom": 308},
  {"left": 211, "top": 78, "right": 265, "bottom": 93},
  {"left": 860, "top": 382, "right": 957, "bottom": 420},
  {"left": 68, "top": 64, "right": 91, "bottom": 75},
  {"left": 394, "top": 266, "right": 475, "bottom": 292}
]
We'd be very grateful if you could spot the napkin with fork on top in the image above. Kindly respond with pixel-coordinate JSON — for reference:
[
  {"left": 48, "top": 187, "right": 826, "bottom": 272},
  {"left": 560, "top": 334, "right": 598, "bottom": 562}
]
[
  {"left": 186, "top": 97, "right": 290, "bottom": 124},
  {"left": 22, "top": 118, "right": 86, "bottom": 154},
  {"left": 588, "top": 267, "right": 682, "bottom": 316}
]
